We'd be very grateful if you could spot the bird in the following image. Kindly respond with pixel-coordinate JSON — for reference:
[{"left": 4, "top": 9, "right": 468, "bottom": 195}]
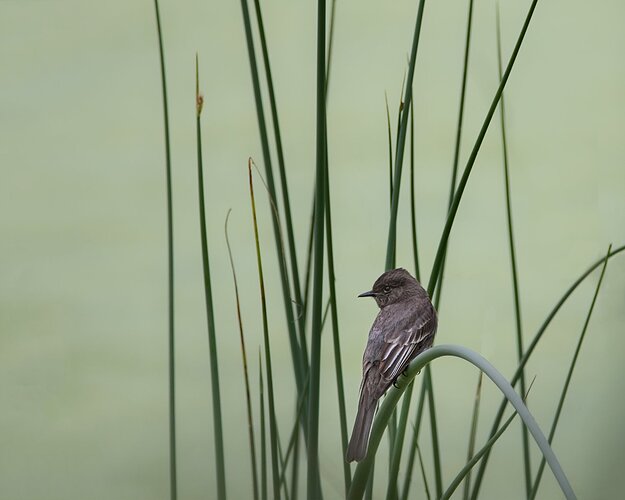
[{"left": 346, "top": 267, "right": 438, "bottom": 463}]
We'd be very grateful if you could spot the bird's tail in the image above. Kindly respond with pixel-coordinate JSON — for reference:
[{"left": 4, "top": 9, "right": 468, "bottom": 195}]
[{"left": 346, "top": 394, "right": 376, "bottom": 462}]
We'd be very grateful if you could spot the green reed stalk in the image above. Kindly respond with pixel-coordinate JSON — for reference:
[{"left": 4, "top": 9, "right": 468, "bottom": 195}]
[
  {"left": 409, "top": 96, "right": 420, "bottom": 282},
  {"left": 495, "top": 9, "right": 531, "bottom": 493},
  {"left": 306, "top": 0, "right": 327, "bottom": 497},
  {"left": 249, "top": 162, "right": 281, "bottom": 500},
  {"left": 239, "top": 0, "right": 306, "bottom": 401},
  {"left": 195, "top": 59, "right": 226, "bottom": 500},
  {"left": 416, "top": 444, "right": 432, "bottom": 500},
  {"left": 225, "top": 210, "right": 259, "bottom": 500},
  {"left": 399, "top": 381, "right": 427, "bottom": 500},
  {"left": 385, "top": 0, "right": 425, "bottom": 267},
  {"left": 324, "top": 129, "right": 351, "bottom": 493},
  {"left": 152, "top": 2, "right": 176, "bottom": 498},
  {"left": 252, "top": 0, "right": 308, "bottom": 365},
  {"left": 385, "top": 94, "right": 394, "bottom": 207},
  {"left": 462, "top": 372, "right": 483, "bottom": 500},
  {"left": 259, "top": 355, "right": 268, "bottom": 500},
  {"left": 433, "top": 0, "right": 474, "bottom": 313}
]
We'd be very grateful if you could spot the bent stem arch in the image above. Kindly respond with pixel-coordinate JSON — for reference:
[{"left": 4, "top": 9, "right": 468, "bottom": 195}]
[{"left": 347, "top": 344, "right": 576, "bottom": 500}]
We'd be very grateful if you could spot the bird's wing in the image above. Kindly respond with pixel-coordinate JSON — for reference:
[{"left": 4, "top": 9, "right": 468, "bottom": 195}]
[{"left": 377, "top": 301, "right": 437, "bottom": 384}]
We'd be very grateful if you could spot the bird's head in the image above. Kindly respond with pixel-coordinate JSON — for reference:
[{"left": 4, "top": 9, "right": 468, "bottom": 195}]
[{"left": 358, "top": 267, "right": 425, "bottom": 308}]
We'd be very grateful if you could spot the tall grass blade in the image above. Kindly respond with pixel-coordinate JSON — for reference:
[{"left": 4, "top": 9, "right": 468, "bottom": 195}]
[
  {"left": 432, "top": 0, "right": 474, "bottom": 311},
  {"left": 152, "top": 3, "right": 176, "bottom": 497},
  {"left": 324, "top": 128, "right": 351, "bottom": 493},
  {"left": 239, "top": 0, "right": 306, "bottom": 400},
  {"left": 260, "top": 353, "right": 268, "bottom": 500},
  {"left": 495, "top": 7, "right": 531, "bottom": 494},
  {"left": 462, "top": 372, "right": 483, "bottom": 500},
  {"left": 415, "top": 444, "right": 432, "bottom": 500},
  {"left": 400, "top": 380, "right": 427, "bottom": 500},
  {"left": 409, "top": 96, "right": 420, "bottom": 282},
  {"left": 385, "top": 94, "right": 394, "bottom": 206},
  {"left": 303, "top": 198, "right": 316, "bottom": 326},
  {"left": 395, "top": 75, "right": 406, "bottom": 156},
  {"left": 365, "top": 463, "right": 374, "bottom": 500},
  {"left": 321, "top": 24, "right": 345, "bottom": 494},
  {"left": 348, "top": 345, "right": 576, "bottom": 500},
  {"left": 529, "top": 245, "right": 612, "bottom": 499},
  {"left": 306, "top": 0, "right": 327, "bottom": 497},
  {"left": 225, "top": 210, "right": 259, "bottom": 500},
  {"left": 425, "top": 367, "right": 442, "bottom": 498},
  {"left": 290, "top": 422, "right": 300, "bottom": 500},
  {"left": 275, "top": 433, "right": 291, "bottom": 500},
  {"left": 386, "top": 380, "right": 412, "bottom": 500},
  {"left": 249, "top": 161, "right": 282, "bottom": 500},
  {"left": 252, "top": 0, "right": 308, "bottom": 366},
  {"left": 279, "top": 377, "right": 310, "bottom": 489},
  {"left": 469, "top": 244, "right": 625, "bottom": 499},
  {"left": 449, "top": 0, "right": 474, "bottom": 205},
  {"left": 384, "top": 0, "right": 425, "bottom": 269},
  {"left": 325, "top": 0, "right": 338, "bottom": 95},
  {"left": 195, "top": 58, "right": 227, "bottom": 500},
  {"left": 390, "top": 84, "right": 405, "bottom": 270}
]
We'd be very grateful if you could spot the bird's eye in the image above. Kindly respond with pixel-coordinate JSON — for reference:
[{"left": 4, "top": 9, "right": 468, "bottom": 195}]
[{"left": 383, "top": 286, "right": 391, "bottom": 294}]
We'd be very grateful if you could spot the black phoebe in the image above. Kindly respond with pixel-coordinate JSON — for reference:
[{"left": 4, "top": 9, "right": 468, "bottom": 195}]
[{"left": 346, "top": 268, "right": 438, "bottom": 463}]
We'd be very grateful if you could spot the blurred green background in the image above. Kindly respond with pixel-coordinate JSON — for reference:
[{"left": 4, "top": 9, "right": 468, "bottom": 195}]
[{"left": 1, "top": 1, "right": 623, "bottom": 499}]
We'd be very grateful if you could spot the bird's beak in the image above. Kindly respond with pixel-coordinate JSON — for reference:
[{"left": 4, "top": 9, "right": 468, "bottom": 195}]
[{"left": 358, "top": 290, "right": 377, "bottom": 298}]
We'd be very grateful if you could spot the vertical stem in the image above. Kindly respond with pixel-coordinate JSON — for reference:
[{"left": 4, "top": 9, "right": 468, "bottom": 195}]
[
  {"left": 324, "top": 129, "right": 351, "bottom": 493},
  {"left": 249, "top": 163, "right": 281, "bottom": 500},
  {"left": 449, "top": 0, "right": 474, "bottom": 206},
  {"left": 239, "top": 0, "right": 306, "bottom": 402},
  {"left": 385, "top": 94, "right": 394, "bottom": 209},
  {"left": 252, "top": 0, "right": 309, "bottom": 368},
  {"left": 399, "top": 381, "right": 427, "bottom": 500},
  {"left": 325, "top": 0, "right": 338, "bottom": 96},
  {"left": 306, "top": 0, "right": 326, "bottom": 497},
  {"left": 495, "top": 8, "right": 531, "bottom": 495},
  {"left": 260, "top": 356, "right": 268, "bottom": 500},
  {"left": 225, "top": 211, "right": 259, "bottom": 500},
  {"left": 409, "top": 96, "right": 420, "bottom": 282},
  {"left": 433, "top": 0, "right": 474, "bottom": 311},
  {"left": 384, "top": 0, "right": 426, "bottom": 269},
  {"left": 196, "top": 58, "right": 227, "bottom": 500},
  {"left": 425, "top": 368, "right": 442, "bottom": 498},
  {"left": 290, "top": 420, "right": 300, "bottom": 500},
  {"left": 462, "top": 372, "right": 483, "bottom": 500},
  {"left": 152, "top": 2, "right": 176, "bottom": 499}
]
